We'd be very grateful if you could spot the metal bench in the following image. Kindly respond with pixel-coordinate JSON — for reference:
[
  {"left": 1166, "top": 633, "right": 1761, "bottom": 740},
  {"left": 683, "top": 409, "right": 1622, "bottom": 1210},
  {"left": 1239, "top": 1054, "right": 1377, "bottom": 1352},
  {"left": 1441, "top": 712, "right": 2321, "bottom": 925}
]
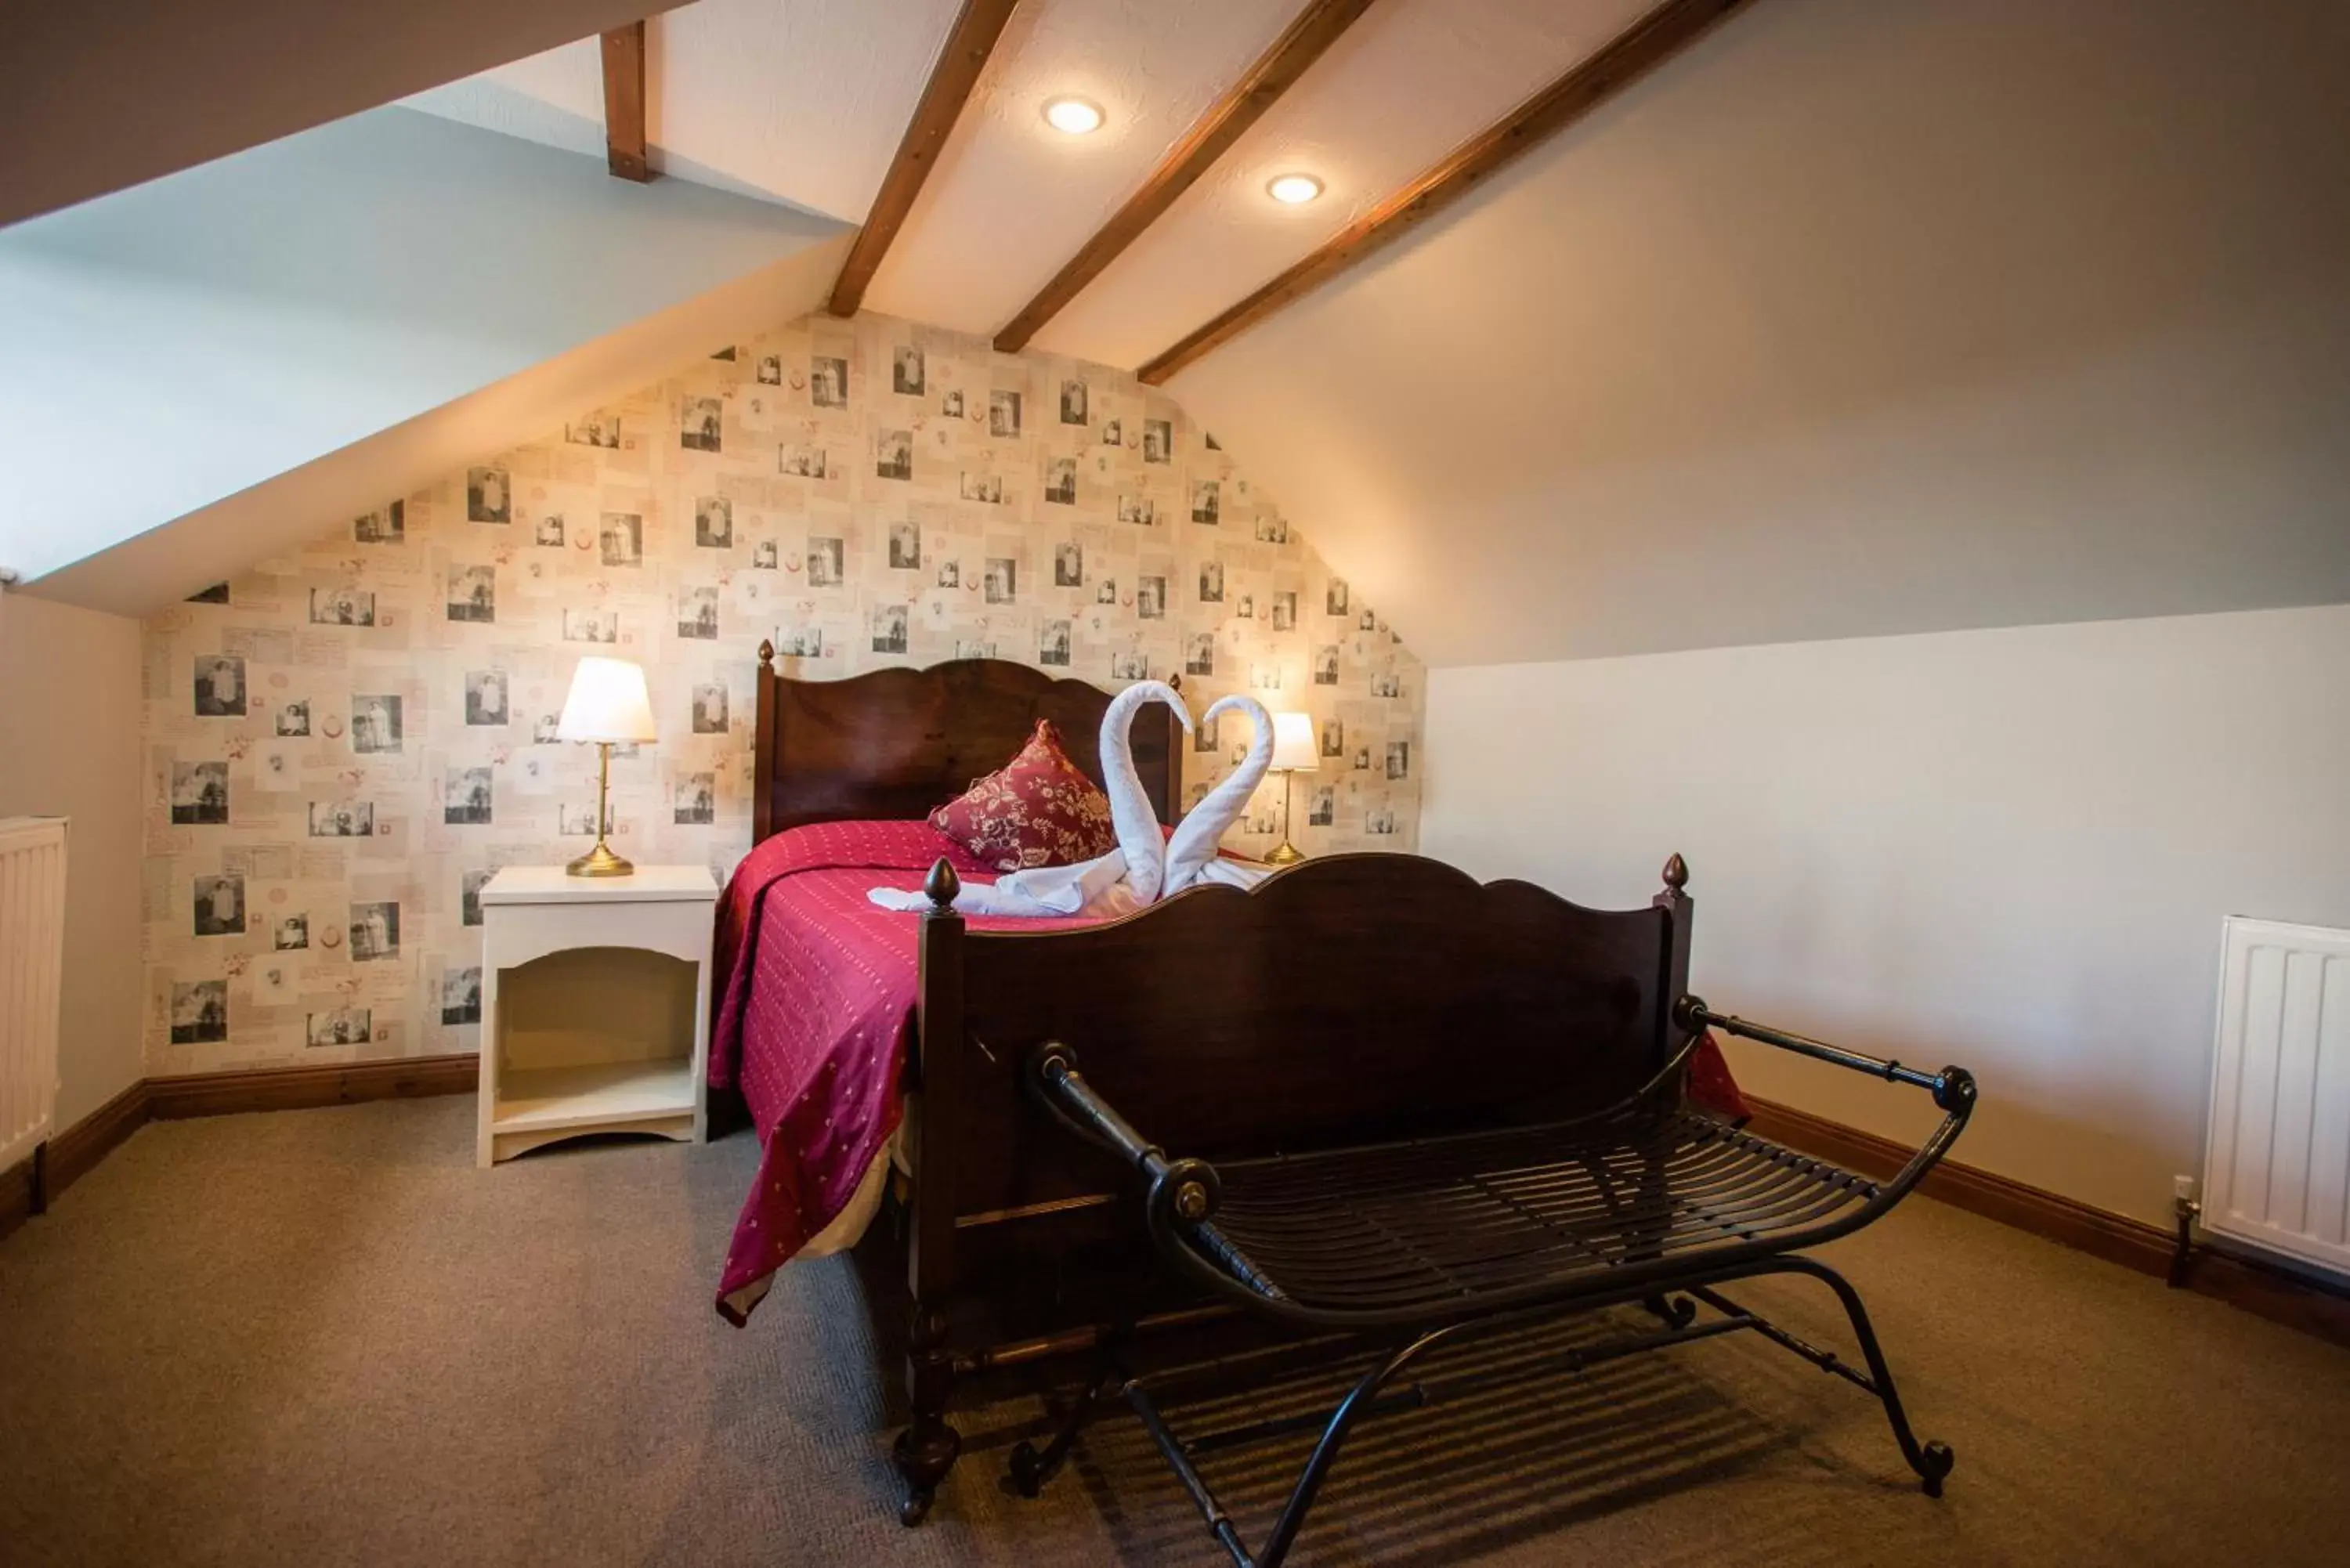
[{"left": 1014, "top": 996, "right": 1977, "bottom": 1567}]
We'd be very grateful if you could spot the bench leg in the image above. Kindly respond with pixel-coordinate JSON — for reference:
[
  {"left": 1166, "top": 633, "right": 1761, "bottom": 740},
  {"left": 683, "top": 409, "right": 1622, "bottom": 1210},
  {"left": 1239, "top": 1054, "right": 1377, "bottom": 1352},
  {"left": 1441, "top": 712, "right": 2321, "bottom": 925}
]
[
  {"left": 1253, "top": 1328, "right": 1459, "bottom": 1566},
  {"left": 1009, "top": 1339, "right": 1124, "bottom": 1498},
  {"left": 1640, "top": 1292, "right": 1697, "bottom": 1330},
  {"left": 1120, "top": 1326, "right": 1461, "bottom": 1568},
  {"left": 1780, "top": 1259, "right": 1955, "bottom": 1497}
]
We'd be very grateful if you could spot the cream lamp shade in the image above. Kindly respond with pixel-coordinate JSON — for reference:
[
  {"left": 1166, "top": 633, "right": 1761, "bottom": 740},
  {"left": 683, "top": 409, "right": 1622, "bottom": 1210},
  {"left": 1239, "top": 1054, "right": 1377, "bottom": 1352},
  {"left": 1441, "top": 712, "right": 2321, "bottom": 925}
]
[
  {"left": 556, "top": 657, "right": 657, "bottom": 743},
  {"left": 1270, "top": 711, "right": 1320, "bottom": 773}
]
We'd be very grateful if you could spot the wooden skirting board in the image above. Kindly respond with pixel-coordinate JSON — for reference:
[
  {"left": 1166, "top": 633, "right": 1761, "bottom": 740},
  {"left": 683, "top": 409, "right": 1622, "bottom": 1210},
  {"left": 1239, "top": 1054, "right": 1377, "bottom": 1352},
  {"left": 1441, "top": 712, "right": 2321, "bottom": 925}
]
[
  {"left": 0, "top": 1076, "right": 148, "bottom": 1243},
  {"left": 4, "top": 1059, "right": 2343, "bottom": 1344},
  {"left": 45, "top": 1077, "right": 151, "bottom": 1194},
  {"left": 1744, "top": 1097, "right": 2350, "bottom": 1348},
  {"left": 0, "top": 1054, "right": 477, "bottom": 1241},
  {"left": 146, "top": 1053, "right": 478, "bottom": 1119}
]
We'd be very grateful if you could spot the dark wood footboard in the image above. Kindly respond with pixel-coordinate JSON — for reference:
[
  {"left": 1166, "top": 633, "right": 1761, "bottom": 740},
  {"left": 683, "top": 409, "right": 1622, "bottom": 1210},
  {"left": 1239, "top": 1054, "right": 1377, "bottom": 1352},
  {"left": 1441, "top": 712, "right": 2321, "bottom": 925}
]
[
  {"left": 917, "top": 848, "right": 1693, "bottom": 1285},
  {"left": 888, "top": 848, "right": 1697, "bottom": 1519}
]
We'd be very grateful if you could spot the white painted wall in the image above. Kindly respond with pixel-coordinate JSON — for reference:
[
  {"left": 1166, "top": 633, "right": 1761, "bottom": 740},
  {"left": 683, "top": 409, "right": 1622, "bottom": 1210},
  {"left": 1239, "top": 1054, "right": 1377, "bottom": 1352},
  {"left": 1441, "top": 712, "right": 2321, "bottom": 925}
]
[
  {"left": 1423, "top": 605, "right": 2350, "bottom": 1228},
  {"left": 0, "top": 594, "right": 146, "bottom": 1127}
]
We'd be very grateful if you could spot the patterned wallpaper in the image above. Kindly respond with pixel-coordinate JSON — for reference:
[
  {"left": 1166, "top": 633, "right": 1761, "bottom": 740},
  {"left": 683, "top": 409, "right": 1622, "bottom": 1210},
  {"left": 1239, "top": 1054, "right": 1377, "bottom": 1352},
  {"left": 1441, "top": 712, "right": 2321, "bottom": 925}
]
[{"left": 139, "top": 312, "right": 1426, "bottom": 1073}]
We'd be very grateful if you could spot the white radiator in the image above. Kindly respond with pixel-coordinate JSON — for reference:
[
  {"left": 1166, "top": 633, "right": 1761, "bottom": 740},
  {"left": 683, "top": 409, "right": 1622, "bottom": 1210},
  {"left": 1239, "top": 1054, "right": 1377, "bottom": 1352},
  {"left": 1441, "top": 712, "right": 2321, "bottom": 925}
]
[
  {"left": 0, "top": 817, "right": 68, "bottom": 1175},
  {"left": 2202, "top": 917, "right": 2350, "bottom": 1279}
]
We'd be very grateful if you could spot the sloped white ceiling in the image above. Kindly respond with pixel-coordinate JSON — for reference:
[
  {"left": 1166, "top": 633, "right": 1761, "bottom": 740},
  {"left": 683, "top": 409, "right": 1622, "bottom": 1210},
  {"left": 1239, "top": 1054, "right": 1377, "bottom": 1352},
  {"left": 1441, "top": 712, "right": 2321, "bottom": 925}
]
[
  {"left": 5, "top": 108, "right": 848, "bottom": 612},
  {"left": 27, "top": 237, "right": 850, "bottom": 618},
  {"left": 1025, "top": 0, "right": 1654, "bottom": 369},
  {"left": 403, "top": 0, "right": 1663, "bottom": 364},
  {"left": 857, "top": 0, "right": 1311, "bottom": 336},
  {"left": 864, "top": 0, "right": 1661, "bottom": 360},
  {"left": 406, "top": 0, "right": 966, "bottom": 222},
  {"left": 1167, "top": 0, "right": 2350, "bottom": 665},
  {"left": 0, "top": 0, "right": 691, "bottom": 228}
]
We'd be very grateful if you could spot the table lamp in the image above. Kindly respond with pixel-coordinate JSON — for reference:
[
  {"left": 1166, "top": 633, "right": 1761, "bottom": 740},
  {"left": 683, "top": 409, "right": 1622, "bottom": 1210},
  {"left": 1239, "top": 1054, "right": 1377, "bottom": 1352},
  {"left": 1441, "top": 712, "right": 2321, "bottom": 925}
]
[
  {"left": 1263, "top": 711, "right": 1320, "bottom": 865},
  {"left": 558, "top": 656, "right": 656, "bottom": 876}
]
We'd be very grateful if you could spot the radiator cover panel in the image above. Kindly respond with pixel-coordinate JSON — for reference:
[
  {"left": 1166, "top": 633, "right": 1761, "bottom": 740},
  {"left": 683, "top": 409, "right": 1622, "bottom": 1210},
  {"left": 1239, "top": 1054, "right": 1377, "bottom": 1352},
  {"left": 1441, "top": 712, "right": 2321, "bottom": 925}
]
[
  {"left": 2204, "top": 916, "right": 2350, "bottom": 1280},
  {"left": 0, "top": 816, "right": 67, "bottom": 1173}
]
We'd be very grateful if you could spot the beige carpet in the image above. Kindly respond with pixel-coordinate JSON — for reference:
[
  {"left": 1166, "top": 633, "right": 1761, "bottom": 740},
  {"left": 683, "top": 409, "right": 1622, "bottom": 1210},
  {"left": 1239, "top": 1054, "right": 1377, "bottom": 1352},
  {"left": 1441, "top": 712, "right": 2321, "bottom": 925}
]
[{"left": 2, "top": 1096, "right": 2345, "bottom": 1567}]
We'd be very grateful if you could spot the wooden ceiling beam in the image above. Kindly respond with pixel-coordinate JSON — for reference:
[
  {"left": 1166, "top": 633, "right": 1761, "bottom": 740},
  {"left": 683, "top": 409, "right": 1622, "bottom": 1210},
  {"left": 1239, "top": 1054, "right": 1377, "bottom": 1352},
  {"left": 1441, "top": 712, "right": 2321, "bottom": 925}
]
[
  {"left": 992, "top": 0, "right": 1379, "bottom": 356},
  {"left": 1135, "top": 0, "right": 1755, "bottom": 386},
  {"left": 600, "top": 21, "right": 651, "bottom": 182},
  {"left": 828, "top": 0, "right": 1023, "bottom": 318}
]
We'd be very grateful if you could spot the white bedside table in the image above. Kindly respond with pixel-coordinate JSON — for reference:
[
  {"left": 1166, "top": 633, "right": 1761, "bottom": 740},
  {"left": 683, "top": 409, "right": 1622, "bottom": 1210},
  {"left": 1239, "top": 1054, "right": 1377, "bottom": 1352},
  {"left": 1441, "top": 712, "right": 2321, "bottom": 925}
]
[{"left": 476, "top": 865, "right": 718, "bottom": 1167}]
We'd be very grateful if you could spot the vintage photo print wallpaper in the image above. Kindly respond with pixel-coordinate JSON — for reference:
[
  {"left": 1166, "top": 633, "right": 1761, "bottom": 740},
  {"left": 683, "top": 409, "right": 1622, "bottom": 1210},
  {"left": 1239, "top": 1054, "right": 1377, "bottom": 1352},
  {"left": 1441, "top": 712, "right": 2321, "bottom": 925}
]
[{"left": 139, "top": 312, "right": 1426, "bottom": 1072}]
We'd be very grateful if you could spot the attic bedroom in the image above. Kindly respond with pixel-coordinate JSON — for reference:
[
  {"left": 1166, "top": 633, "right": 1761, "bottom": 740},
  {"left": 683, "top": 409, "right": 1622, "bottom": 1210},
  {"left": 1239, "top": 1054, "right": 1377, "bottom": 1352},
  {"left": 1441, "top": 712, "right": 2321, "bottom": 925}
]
[{"left": 2, "top": 1, "right": 2345, "bottom": 1563}]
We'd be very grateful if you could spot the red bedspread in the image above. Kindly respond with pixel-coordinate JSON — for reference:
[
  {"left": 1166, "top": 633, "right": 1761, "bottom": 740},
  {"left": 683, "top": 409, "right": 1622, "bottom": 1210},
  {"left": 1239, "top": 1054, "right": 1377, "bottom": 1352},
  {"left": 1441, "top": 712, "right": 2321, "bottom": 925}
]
[{"left": 707, "top": 821, "right": 1094, "bottom": 1322}]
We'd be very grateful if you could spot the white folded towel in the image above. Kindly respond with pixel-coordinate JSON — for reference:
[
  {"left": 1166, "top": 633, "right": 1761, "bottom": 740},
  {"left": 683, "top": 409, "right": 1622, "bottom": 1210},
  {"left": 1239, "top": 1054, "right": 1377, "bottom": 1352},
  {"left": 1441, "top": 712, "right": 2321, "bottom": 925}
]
[
  {"left": 1162, "top": 694, "right": 1275, "bottom": 896},
  {"left": 864, "top": 846, "right": 1139, "bottom": 918},
  {"left": 1097, "top": 680, "right": 1191, "bottom": 905},
  {"left": 1189, "top": 855, "right": 1275, "bottom": 893}
]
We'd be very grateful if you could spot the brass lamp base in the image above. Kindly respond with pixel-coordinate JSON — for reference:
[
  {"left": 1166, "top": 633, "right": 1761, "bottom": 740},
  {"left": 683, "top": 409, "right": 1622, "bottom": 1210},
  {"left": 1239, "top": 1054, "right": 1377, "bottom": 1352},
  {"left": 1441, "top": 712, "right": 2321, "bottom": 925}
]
[
  {"left": 1261, "top": 768, "right": 1306, "bottom": 865},
  {"left": 566, "top": 840, "right": 634, "bottom": 877},
  {"left": 565, "top": 741, "right": 633, "bottom": 876}
]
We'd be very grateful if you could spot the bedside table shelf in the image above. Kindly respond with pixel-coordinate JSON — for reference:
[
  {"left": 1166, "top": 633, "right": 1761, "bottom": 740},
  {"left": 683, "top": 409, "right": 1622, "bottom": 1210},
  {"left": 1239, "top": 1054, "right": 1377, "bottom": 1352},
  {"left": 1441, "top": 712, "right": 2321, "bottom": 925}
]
[
  {"left": 477, "top": 865, "right": 718, "bottom": 1167},
  {"left": 490, "top": 1060, "right": 699, "bottom": 1134}
]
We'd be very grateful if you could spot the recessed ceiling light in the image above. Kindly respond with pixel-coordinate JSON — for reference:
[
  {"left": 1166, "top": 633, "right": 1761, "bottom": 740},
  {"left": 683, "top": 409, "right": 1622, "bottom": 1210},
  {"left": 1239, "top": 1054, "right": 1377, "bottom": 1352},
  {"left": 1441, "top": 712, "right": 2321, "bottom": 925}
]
[
  {"left": 1042, "top": 96, "right": 1104, "bottom": 135},
  {"left": 1267, "top": 173, "right": 1324, "bottom": 205}
]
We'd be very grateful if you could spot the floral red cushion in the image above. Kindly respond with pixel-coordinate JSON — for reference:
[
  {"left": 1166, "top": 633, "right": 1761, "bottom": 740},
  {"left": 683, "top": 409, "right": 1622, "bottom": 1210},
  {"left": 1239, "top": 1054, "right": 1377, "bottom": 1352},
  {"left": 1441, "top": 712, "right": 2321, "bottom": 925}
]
[{"left": 929, "top": 720, "right": 1118, "bottom": 872}]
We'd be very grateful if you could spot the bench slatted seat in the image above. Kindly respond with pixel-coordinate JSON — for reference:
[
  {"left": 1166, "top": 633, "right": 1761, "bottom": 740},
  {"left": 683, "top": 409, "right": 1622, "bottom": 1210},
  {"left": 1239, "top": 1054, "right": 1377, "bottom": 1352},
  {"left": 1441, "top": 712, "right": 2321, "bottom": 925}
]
[{"left": 1195, "top": 1108, "right": 1880, "bottom": 1320}]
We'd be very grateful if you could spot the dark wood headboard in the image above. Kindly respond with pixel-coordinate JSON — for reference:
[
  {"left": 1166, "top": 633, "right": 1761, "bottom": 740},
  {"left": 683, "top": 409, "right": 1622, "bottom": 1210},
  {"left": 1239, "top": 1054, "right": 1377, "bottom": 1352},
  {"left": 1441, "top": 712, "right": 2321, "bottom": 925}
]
[{"left": 750, "top": 649, "right": 1184, "bottom": 842}]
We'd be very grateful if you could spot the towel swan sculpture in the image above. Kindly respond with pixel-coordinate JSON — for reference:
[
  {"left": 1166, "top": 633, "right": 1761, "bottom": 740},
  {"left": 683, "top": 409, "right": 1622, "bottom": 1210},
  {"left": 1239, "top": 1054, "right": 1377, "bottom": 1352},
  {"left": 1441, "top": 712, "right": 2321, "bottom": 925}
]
[
  {"left": 1162, "top": 693, "right": 1279, "bottom": 896},
  {"left": 867, "top": 681, "right": 1278, "bottom": 918}
]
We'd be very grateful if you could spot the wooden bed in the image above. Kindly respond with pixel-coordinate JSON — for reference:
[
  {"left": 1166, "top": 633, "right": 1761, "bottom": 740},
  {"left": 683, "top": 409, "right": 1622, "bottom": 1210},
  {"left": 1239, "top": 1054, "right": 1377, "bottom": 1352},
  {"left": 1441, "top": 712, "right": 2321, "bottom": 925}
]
[{"left": 744, "top": 646, "right": 1700, "bottom": 1524}]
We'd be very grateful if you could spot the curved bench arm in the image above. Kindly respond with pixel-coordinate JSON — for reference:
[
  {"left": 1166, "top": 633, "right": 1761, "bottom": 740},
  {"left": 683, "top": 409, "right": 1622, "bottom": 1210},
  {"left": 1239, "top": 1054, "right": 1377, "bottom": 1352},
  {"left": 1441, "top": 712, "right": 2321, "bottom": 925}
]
[
  {"left": 1674, "top": 995, "right": 1976, "bottom": 1114},
  {"left": 1673, "top": 995, "right": 1977, "bottom": 1208},
  {"left": 1027, "top": 1043, "right": 1223, "bottom": 1232}
]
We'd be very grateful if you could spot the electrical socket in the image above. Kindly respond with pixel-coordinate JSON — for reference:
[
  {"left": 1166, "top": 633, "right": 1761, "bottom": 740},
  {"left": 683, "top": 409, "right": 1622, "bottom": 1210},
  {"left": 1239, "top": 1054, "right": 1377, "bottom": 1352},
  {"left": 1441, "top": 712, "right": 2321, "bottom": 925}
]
[{"left": 2173, "top": 1173, "right": 2200, "bottom": 1202}]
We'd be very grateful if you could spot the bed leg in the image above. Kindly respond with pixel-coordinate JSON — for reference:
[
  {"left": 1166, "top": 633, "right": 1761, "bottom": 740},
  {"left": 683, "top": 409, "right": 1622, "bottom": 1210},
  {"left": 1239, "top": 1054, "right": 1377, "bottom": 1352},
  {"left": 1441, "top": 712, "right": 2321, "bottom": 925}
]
[{"left": 894, "top": 1304, "right": 962, "bottom": 1526}]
